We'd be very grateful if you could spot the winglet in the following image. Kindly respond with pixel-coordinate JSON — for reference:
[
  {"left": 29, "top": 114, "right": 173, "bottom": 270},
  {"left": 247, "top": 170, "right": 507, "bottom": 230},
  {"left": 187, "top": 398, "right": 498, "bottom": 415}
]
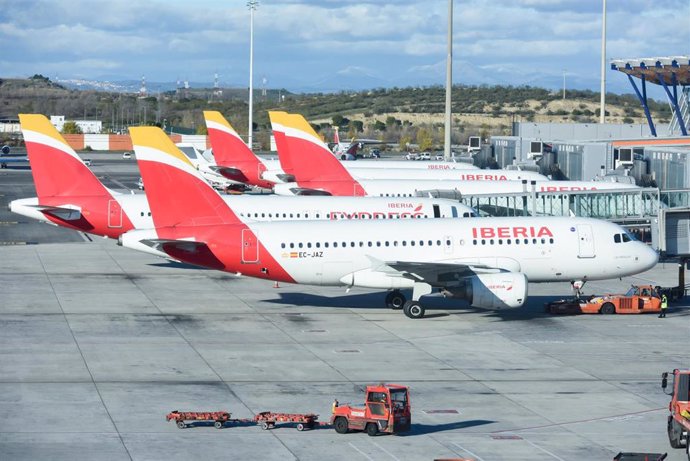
[
  {"left": 129, "top": 126, "right": 238, "bottom": 229},
  {"left": 19, "top": 114, "right": 109, "bottom": 199}
]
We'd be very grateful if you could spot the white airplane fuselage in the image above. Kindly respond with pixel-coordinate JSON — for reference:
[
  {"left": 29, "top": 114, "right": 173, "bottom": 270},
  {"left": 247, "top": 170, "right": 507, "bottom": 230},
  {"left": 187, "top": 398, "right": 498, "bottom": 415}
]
[{"left": 122, "top": 216, "right": 658, "bottom": 289}]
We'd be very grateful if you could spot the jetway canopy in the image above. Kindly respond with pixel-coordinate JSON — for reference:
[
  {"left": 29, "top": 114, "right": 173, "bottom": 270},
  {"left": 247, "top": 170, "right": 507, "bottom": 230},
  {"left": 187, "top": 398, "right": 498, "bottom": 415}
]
[
  {"left": 611, "top": 56, "right": 690, "bottom": 86},
  {"left": 611, "top": 56, "right": 690, "bottom": 137}
]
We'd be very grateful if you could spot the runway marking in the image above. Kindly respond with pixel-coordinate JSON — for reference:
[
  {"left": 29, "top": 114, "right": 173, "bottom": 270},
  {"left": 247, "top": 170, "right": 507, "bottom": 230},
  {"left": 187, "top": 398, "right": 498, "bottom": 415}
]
[
  {"left": 369, "top": 440, "right": 401, "bottom": 460},
  {"left": 349, "top": 442, "right": 375, "bottom": 461},
  {"left": 491, "top": 407, "right": 665, "bottom": 433},
  {"left": 0, "top": 241, "right": 27, "bottom": 245},
  {"left": 79, "top": 232, "right": 93, "bottom": 242},
  {"left": 522, "top": 438, "right": 566, "bottom": 461},
  {"left": 452, "top": 442, "right": 486, "bottom": 461},
  {"left": 0, "top": 221, "right": 18, "bottom": 225},
  {"left": 109, "top": 178, "right": 130, "bottom": 189}
]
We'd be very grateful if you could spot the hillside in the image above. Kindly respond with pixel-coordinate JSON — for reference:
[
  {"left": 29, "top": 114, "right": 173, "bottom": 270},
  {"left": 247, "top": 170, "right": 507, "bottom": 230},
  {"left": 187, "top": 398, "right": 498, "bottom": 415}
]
[{"left": 0, "top": 76, "right": 672, "bottom": 150}]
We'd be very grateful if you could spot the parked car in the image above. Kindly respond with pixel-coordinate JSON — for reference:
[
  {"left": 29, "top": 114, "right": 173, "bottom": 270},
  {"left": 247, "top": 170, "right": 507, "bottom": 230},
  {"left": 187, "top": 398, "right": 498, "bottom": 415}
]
[
  {"left": 435, "top": 153, "right": 445, "bottom": 160},
  {"left": 419, "top": 152, "right": 431, "bottom": 160},
  {"left": 83, "top": 158, "right": 92, "bottom": 166},
  {"left": 405, "top": 152, "right": 419, "bottom": 161},
  {"left": 369, "top": 148, "right": 381, "bottom": 158},
  {"left": 137, "top": 177, "right": 144, "bottom": 190},
  {"left": 122, "top": 152, "right": 132, "bottom": 159}
]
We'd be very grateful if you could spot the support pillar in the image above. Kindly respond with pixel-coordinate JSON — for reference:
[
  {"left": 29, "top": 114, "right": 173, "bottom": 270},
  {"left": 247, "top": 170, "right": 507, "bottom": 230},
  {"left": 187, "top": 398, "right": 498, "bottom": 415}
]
[
  {"left": 657, "top": 72, "right": 688, "bottom": 136},
  {"left": 627, "top": 74, "right": 657, "bottom": 136}
]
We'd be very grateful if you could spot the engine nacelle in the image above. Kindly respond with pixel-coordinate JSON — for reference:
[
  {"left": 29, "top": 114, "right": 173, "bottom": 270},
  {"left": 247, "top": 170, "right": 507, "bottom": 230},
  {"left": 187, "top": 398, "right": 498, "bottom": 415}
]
[{"left": 441, "top": 273, "right": 528, "bottom": 309}]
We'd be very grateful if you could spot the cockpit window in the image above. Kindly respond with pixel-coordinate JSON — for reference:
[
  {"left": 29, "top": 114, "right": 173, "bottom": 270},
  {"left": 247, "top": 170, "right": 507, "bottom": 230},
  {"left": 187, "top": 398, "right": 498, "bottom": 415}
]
[{"left": 614, "top": 232, "right": 636, "bottom": 244}]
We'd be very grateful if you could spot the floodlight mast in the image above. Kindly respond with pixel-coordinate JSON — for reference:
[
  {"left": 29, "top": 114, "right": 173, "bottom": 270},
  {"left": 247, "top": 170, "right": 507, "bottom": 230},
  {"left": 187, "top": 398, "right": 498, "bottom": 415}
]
[
  {"left": 444, "top": 0, "right": 453, "bottom": 161},
  {"left": 600, "top": 0, "right": 607, "bottom": 123},
  {"left": 248, "top": 0, "right": 258, "bottom": 149}
]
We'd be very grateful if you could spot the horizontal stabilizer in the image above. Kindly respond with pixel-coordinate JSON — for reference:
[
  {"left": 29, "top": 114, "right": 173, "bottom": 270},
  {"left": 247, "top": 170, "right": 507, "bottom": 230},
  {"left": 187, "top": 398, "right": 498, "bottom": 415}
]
[
  {"left": 290, "top": 188, "right": 332, "bottom": 196},
  {"left": 140, "top": 238, "right": 225, "bottom": 270},
  {"left": 29, "top": 204, "right": 82, "bottom": 221},
  {"left": 208, "top": 165, "right": 248, "bottom": 182}
]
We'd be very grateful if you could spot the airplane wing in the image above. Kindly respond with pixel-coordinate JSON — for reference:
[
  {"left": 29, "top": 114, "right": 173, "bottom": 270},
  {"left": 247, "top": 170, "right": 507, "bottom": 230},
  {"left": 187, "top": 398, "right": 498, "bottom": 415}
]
[
  {"left": 382, "top": 261, "right": 504, "bottom": 286},
  {"left": 208, "top": 165, "right": 249, "bottom": 183}
]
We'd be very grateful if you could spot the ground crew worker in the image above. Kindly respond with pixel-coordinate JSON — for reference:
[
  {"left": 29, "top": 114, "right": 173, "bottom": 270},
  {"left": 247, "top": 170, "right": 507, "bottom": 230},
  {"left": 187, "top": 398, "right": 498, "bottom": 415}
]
[
  {"left": 332, "top": 399, "right": 339, "bottom": 413},
  {"left": 659, "top": 294, "right": 668, "bottom": 318}
]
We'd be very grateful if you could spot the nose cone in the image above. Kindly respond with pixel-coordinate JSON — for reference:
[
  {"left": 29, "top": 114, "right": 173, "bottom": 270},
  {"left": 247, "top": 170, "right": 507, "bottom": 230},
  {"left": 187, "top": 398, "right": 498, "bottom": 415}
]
[{"left": 636, "top": 243, "right": 659, "bottom": 273}]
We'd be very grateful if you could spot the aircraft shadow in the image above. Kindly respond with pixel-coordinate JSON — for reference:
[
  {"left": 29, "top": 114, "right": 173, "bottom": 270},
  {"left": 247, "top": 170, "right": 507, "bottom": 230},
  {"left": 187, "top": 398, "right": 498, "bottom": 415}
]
[
  {"left": 267, "top": 291, "right": 568, "bottom": 322},
  {"left": 148, "top": 261, "right": 213, "bottom": 270}
]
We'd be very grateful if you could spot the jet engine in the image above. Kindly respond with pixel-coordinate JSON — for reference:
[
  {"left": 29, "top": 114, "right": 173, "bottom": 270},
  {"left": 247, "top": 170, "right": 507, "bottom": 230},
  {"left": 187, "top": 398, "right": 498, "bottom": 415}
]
[{"left": 441, "top": 272, "right": 528, "bottom": 309}]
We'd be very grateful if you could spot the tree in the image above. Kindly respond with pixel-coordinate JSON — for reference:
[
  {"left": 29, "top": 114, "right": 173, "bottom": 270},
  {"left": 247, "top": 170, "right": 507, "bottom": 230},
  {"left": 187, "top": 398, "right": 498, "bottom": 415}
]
[
  {"left": 351, "top": 120, "right": 364, "bottom": 133},
  {"left": 416, "top": 128, "right": 433, "bottom": 151},
  {"left": 62, "top": 121, "right": 82, "bottom": 134},
  {"left": 399, "top": 135, "right": 412, "bottom": 151},
  {"left": 373, "top": 120, "right": 386, "bottom": 131}
]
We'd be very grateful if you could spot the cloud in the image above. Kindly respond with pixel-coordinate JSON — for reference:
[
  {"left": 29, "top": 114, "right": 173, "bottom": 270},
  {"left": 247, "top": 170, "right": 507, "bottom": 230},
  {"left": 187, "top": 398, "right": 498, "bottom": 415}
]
[{"left": 0, "top": 0, "right": 687, "bottom": 92}]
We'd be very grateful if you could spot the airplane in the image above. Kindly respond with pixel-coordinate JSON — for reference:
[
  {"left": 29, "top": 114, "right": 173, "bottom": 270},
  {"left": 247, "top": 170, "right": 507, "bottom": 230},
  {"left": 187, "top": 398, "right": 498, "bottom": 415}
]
[
  {"left": 121, "top": 125, "right": 658, "bottom": 319},
  {"left": 173, "top": 142, "right": 240, "bottom": 191},
  {"left": 269, "top": 111, "right": 641, "bottom": 197},
  {"left": 270, "top": 112, "right": 547, "bottom": 183},
  {"left": 10, "top": 114, "right": 476, "bottom": 257},
  {"left": 201, "top": 111, "right": 488, "bottom": 190},
  {"left": 329, "top": 126, "right": 382, "bottom": 160},
  {"left": 0, "top": 145, "right": 29, "bottom": 168}
]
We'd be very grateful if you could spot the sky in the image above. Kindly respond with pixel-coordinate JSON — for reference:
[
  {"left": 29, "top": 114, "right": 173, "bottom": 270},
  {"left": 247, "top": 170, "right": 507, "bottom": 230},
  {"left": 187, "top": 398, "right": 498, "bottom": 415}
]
[{"left": 0, "top": 0, "right": 688, "bottom": 95}]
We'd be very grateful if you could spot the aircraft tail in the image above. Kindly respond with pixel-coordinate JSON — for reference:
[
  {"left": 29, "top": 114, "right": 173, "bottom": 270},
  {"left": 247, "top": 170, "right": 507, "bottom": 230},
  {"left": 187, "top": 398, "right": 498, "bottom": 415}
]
[
  {"left": 203, "top": 111, "right": 268, "bottom": 187},
  {"left": 19, "top": 114, "right": 110, "bottom": 199},
  {"left": 268, "top": 111, "right": 355, "bottom": 183},
  {"left": 129, "top": 126, "right": 239, "bottom": 229}
]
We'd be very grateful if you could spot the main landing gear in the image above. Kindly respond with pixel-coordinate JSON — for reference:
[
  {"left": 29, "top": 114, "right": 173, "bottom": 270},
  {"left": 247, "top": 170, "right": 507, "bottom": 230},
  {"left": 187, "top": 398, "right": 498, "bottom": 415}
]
[{"left": 385, "top": 283, "right": 433, "bottom": 319}]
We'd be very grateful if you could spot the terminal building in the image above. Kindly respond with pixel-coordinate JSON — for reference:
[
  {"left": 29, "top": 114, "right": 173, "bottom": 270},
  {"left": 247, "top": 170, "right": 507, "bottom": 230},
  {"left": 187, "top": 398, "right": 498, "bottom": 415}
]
[{"left": 456, "top": 56, "right": 690, "bottom": 260}]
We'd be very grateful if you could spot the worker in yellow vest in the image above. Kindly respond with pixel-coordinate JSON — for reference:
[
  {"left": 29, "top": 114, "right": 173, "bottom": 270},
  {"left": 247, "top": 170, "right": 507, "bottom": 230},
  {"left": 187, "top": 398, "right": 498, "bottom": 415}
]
[{"left": 659, "top": 294, "right": 668, "bottom": 318}]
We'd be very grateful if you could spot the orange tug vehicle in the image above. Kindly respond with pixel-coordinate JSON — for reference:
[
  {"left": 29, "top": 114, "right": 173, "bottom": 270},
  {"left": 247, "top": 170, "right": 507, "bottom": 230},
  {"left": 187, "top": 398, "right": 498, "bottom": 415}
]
[
  {"left": 331, "top": 383, "right": 411, "bottom": 436},
  {"left": 545, "top": 284, "right": 662, "bottom": 315},
  {"left": 166, "top": 383, "right": 411, "bottom": 436},
  {"left": 662, "top": 369, "right": 690, "bottom": 459}
]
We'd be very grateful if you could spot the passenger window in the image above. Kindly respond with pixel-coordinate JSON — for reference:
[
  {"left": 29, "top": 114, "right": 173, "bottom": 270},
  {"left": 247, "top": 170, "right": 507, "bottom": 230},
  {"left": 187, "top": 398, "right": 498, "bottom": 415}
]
[
  {"left": 446, "top": 239, "right": 451, "bottom": 246},
  {"left": 298, "top": 243, "right": 303, "bottom": 248},
  {"left": 419, "top": 240, "right": 424, "bottom": 246},
  {"left": 290, "top": 243, "right": 294, "bottom": 249},
  {"left": 473, "top": 239, "right": 477, "bottom": 245},
  {"left": 498, "top": 239, "right": 503, "bottom": 245},
  {"left": 402, "top": 241, "right": 407, "bottom": 246},
  {"left": 549, "top": 238, "right": 554, "bottom": 244},
  {"left": 376, "top": 242, "right": 381, "bottom": 247},
  {"left": 490, "top": 239, "right": 494, "bottom": 245},
  {"left": 334, "top": 242, "right": 338, "bottom": 248},
  {"left": 368, "top": 242, "right": 373, "bottom": 247},
  {"left": 325, "top": 242, "right": 329, "bottom": 248},
  {"left": 393, "top": 241, "right": 398, "bottom": 246},
  {"left": 411, "top": 241, "right": 415, "bottom": 246},
  {"left": 437, "top": 240, "right": 441, "bottom": 246},
  {"left": 307, "top": 243, "right": 312, "bottom": 248},
  {"left": 281, "top": 243, "right": 285, "bottom": 248},
  {"left": 316, "top": 242, "right": 321, "bottom": 248}
]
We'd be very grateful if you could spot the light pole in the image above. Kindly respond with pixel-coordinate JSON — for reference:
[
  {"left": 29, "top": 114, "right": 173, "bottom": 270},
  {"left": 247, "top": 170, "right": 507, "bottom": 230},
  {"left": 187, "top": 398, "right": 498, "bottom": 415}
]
[
  {"left": 444, "top": 0, "right": 453, "bottom": 161},
  {"left": 247, "top": 0, "right": 258, "bottom": 149},
  {"left": 599, "top": 0, "right": 607, "bottom": 123}
]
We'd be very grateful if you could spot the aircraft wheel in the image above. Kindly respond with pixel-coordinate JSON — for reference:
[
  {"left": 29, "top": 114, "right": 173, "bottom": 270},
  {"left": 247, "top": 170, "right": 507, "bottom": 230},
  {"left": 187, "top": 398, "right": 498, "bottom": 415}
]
[
  {"left": 403, "top": 301, "right": 425, "bottom": 319},
  {"left": 385, "top": 290, "right": 406, "bottom": 310},
  {"left": 600, "top": 303, "right": 615, "bottom": 315},
  {"left": 176, "top": 421, "right": 186, "bottom": 429}
]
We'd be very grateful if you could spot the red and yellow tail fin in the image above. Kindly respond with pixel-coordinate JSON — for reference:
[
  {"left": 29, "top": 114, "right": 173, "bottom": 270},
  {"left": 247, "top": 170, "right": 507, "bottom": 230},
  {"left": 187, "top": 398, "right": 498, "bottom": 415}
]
[
  {"left": 19, "top": 114, "right": 110, "bottom": 199},
  {"left": 129, "top": 126, "right": 239, "bottom": 229}
]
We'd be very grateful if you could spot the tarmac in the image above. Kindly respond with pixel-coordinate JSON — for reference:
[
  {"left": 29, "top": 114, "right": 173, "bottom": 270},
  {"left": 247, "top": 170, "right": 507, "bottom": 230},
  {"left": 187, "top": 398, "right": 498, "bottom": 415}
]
[{"left": 0, "top": 157, "right": 688, "bottom": 460}]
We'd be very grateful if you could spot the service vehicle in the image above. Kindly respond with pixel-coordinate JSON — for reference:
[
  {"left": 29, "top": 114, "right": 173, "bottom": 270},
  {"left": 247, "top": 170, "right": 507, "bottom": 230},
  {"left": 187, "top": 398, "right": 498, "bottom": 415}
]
[
  {"left": 662, "top": 369, "right": 690, "bottom": 459},
  {"left": 545, "top": 285, "right": 662, "bottom": 315},
  {"left": 331, "top": 383, "right": 411, "bottom": 436}
]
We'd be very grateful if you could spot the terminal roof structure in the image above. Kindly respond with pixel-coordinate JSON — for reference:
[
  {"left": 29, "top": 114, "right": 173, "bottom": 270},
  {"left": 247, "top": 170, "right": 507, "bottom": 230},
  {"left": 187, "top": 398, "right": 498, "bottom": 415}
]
[{"left": 611, "top": 56, "right": 690, "bottom": 137}]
